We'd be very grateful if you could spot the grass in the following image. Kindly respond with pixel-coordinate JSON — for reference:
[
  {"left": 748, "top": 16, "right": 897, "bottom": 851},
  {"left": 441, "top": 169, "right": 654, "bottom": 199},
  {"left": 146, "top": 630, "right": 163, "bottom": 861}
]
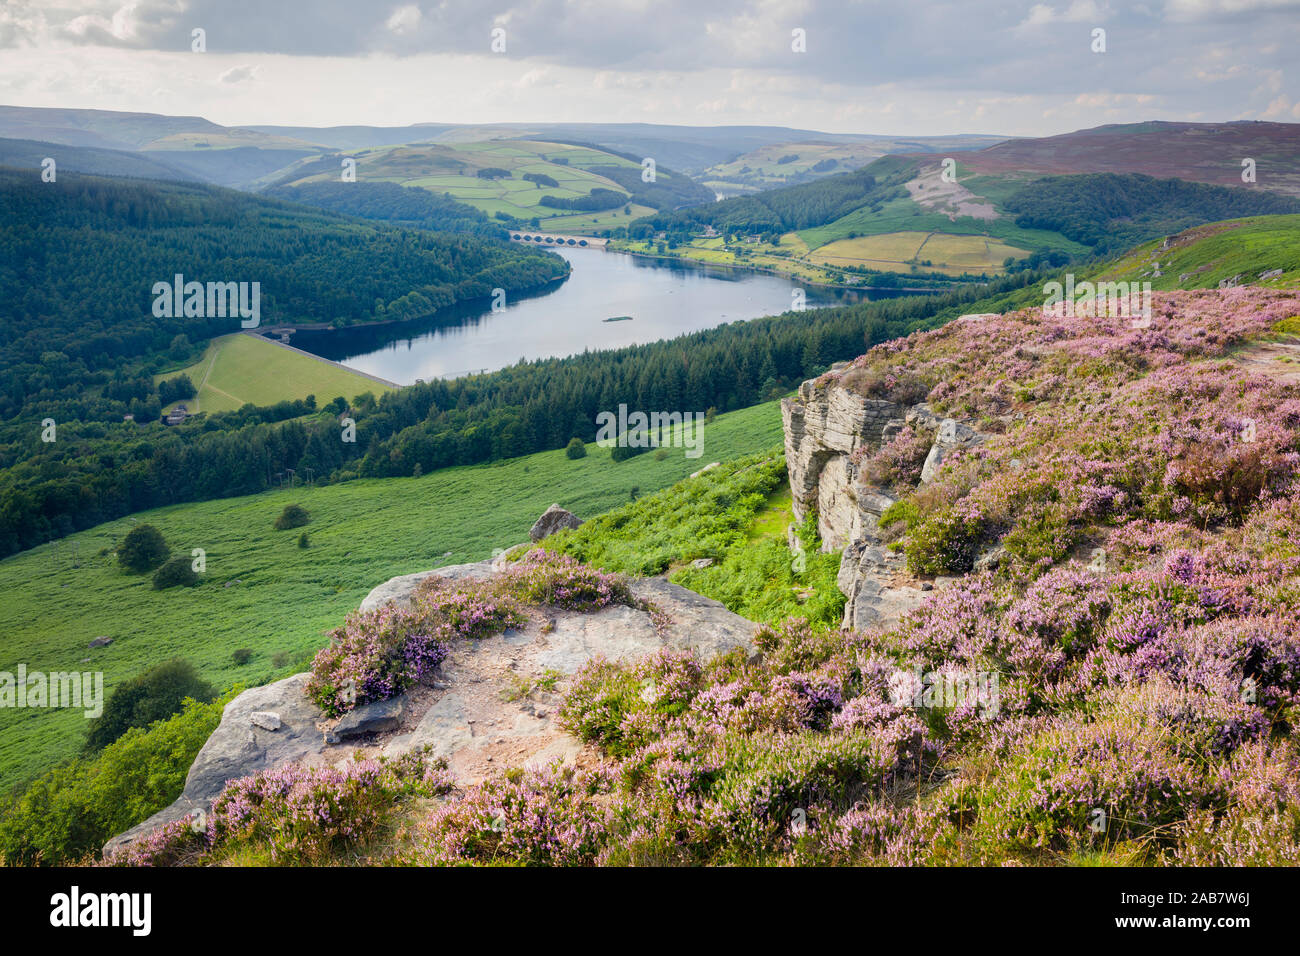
[
  {"left": 156, "top": 334, "right": 395, "bottom": 414},
  {"left": 797, "top": 194, "right": 1089, "bottom": 259},
  {"left": 0, "top": 401, "right": 784, "bottom": 786},
  {"left": 1089, "top": 214, "right": 1300, "bottom": 291},
  {"left": 808, "top": 231, "right": 1031, "bottom": 276},
  {"left": 290, "top": 140, "right": 639, "bottom": 224}
]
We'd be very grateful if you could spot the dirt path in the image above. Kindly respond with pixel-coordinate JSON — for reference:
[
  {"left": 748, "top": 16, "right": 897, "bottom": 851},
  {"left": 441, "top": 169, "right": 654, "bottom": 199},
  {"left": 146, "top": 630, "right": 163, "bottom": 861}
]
[{"left": 1231, "top": 336, "right": 1300, "bottom": 385}]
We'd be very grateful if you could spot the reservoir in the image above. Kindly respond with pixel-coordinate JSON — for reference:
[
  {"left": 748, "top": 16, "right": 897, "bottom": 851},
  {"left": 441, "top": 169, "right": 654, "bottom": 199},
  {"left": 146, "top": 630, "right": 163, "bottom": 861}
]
[{"left": 291, "top": 246, "right": 908, "bottom": 384}]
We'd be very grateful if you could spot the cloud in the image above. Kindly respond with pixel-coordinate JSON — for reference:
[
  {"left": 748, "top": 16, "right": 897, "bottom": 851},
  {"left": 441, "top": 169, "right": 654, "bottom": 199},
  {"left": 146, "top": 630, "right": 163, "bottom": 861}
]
[
  {"left": 385, "top": 4, "right": 422, "bottom": 35},
  {"left": 1164, "top": 0, "right": 1300, "bottom": 21},
  {"left": 218, "top": 64, "right": 259, "bottom": 84},
  {"left": 0, "top": 1, "right": 1295, "bottom": 136}
]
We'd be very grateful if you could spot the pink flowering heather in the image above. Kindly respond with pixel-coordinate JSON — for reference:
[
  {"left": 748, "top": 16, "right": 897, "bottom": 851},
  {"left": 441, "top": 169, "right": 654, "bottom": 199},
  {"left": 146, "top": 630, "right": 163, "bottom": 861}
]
[
  {"left": 406, "top": 761, "right": 616, "bottom": 866},
  {"left": 107, "top": 750, "right": 452, "bottom": 867},
  {"left": 503, "top": 548, "right": 634, "bottom": 611}
]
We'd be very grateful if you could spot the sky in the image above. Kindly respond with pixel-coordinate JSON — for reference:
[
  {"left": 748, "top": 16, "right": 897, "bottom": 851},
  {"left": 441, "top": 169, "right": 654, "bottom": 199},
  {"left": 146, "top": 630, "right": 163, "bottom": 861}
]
[{"left": 0, "top": 0, "right": 1297, "bottom": 137}]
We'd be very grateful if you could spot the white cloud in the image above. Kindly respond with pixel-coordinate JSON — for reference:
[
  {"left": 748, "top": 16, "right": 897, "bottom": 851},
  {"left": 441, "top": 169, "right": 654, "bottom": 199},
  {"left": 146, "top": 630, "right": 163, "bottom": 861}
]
[
  {"left": 385, "top": 4, "right": 422, "bottom": 35},
  {"left": 218, "top": 64, "right": 259, "bottom": 84},
  {"left": 1164, "top": 0, "right": 1300, "bottom": 21}
]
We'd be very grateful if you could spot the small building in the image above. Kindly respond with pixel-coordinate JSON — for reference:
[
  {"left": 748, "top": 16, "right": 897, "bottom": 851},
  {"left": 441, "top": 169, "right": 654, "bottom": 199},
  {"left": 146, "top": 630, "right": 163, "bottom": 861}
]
[{"left": 164, "top": 403, "right": 189, "bottom": 426}]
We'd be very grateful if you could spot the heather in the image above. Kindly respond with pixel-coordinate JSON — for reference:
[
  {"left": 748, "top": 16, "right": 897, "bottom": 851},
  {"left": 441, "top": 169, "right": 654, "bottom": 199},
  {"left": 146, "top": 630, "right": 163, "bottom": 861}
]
[
  {"left": 308, "top": 550, "right": 632, "bottom": 716},
  {"left": 99, "top": 287, "right": 1300, "bottom": 866},
  {"left": 384, "top": 287, "right": 1300, "bottom": 867},
  {"left": 105, "top": 749, "right": 453, "bottom": 866}
]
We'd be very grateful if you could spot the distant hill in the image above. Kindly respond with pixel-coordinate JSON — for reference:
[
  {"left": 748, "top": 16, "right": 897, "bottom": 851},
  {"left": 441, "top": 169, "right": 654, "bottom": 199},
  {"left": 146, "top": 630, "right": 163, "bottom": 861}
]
[
  {"left": 0, "top": 136, "right": 197, "bottom": 182},
  {"left": 0, "top": 105, "right": 224, "bottom": 150},
  {"left": 961, "top": 120, "right": 1300, "bottom": 197},
  {"left": 623, "top": 121, "right": 1300, "bottom": 283},
  {"left": 268, "top": 138, "right": 713, "bottom": 235},
  {"left": 0, "top": 107, "right": 1007, "bottom": 195},
  {"left": 701, "top": 134, "right": 1004, "bottom": 196}
]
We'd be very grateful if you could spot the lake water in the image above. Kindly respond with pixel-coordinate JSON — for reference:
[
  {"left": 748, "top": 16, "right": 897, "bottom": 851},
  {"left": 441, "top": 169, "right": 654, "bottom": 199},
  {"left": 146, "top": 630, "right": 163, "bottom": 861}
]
[{"left": 291, "top": 247, "right": 904, "bottom": 384}]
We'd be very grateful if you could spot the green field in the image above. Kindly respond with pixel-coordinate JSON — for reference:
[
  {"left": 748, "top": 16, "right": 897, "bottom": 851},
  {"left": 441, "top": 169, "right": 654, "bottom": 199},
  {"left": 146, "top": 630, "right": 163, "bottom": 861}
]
[
  {"left": 796, "top": 193, "right": 1089, "bottom": 257},
  {"left": 156, "top": 334, "right": 396, "bottom": 415},
  {"left": 288, "top": 139, "right": 642, "bottom": 228},
  {"left": 810, "top": 231, "right": 1031, "bottom": 276},
  {"left": 0, "top": 402, "right": 783, "bottom": 785}
]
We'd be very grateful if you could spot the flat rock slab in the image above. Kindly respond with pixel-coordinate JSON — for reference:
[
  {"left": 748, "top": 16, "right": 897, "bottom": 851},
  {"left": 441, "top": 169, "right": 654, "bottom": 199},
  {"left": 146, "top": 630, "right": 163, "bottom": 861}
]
[
  {"left": 358, "top": 561, "right": 494, "bottom": 613},
  {"left": 383, "top": 575, "right": 757, "bottom": 782},
  {"left": 106, "top": 564, "right": 758, "bottom": 854}
]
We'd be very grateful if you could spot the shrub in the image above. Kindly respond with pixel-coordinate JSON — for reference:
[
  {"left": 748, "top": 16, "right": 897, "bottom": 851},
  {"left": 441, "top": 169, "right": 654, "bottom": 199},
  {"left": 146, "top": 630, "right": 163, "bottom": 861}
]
[
  {"left": 117, "top": 524, "right": 169, "bottom": 573},
  {"left": 308, "top": 606, "right": 450, "bottom": 717},
  {"left": 905, "top": 509, "right": 985, "bottom": 575},
  {"left": 565, "top": 437, "right": 587, "bottom": 460},
  {"left": 0, "top": 696, "right": 227, "bottom": 865},
  {"left": 231, "top": 648, "right": 253, "bottom": 666},
  {"left": 84, "top": 659, "right": 216, "bottom": 753},
  {"left": 274, "top": 504, "right": 310, "bottom": 530},
  {"left": 407, "top": 761, "right": 614, "bottom": 866},
  {"left": 503, "top": 549, "right": 632, "bottom": 611},
  {"left": 108, "top": 751, "right": 452, "bottom": 866},
  {"left": 297, "top": 531, "right": 310, "bottom": 548},
  {"left": 152, "top": 555, "right": 198, "bottom": 589},
  {"left": 855, "top": 425, "right": 935, "bottom": 487}
]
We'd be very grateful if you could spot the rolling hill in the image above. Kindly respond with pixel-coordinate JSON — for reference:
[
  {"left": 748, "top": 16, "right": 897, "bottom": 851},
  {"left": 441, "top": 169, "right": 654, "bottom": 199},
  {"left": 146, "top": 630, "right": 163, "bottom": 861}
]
[
  {"left": 701, "top": 134, "right": 1004, "bottom": 196},
  {"left": 625, "top": 121, "right": 1300, "bottom": 283},
  {"left": 267, "top": 138, "right": 712, "bottom": 232}
]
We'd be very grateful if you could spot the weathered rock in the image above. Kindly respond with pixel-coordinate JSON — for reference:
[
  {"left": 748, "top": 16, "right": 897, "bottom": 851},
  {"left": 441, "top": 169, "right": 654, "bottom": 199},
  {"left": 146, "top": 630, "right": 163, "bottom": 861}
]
[
  {"left": 358, "top": 561, "right": 494, "bottom": 613},
  {"left": 974, "top": 545, "right": 1008, "bottom": 573},
  {"left": 250, "top": 711, "right": 281, "bottom": 731},
  {"left": 691, "top": 557, "right": 714, "bottom": 569},
  {"left": 1260, "top": 268, "right": 1284, "bottom": 280},
  {"left": 905, "top": 403, "right": 943, "bottom": 431},
  {"left": 326, "top": 696, "right": 405, "bottom": 744},
  {"left": 529, "top": 504, "right": 583, "bottom": 542},
  {"left": 383, "top": 576, "right": 756, "bottom": 777},
  {"left": 781, "top": 380, "right": 905, "bottom": 549},
  {"left": 690, "top": 462, "right": 720, "bottom": 479},
  {"left": 107, "top": 565, "right": 758, "bottom": 855},
  {"left": 837, "top": 540, "right": 924, "bottom": 631},
  {"left": 920, "top": 418, "right": 986, "bottom": 484},
  {"left": 88, "top": 636, "right": 113, "bottom": 648},
  {"left": 104, "top": 673, "right": 326, "bottom": 856}
]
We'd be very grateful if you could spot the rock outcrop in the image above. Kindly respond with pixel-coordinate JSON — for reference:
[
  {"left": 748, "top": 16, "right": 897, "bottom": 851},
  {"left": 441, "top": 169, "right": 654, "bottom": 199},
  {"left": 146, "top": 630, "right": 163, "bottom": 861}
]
[
  {"left": 781, "top": 378, "right": 903, "bottom": 549},
  {"left": 529, "top": 504, "right": 583, "bottom": 542},
  {"left": 106, "top": 560, "right": 756, "bottom": 855},
  {"left": 919, "top": 418, "right": 986, "bottom": 484},
  {"left": 782, "top": 370, "right": 990, "bottom": 631},
  {"left": 105, "top": 672, "right": 326, "bottom": 854}
]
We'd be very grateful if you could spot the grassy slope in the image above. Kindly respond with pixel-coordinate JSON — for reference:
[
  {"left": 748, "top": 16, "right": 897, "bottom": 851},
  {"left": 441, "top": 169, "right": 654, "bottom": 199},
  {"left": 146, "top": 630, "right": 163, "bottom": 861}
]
[
  {"left": 0, "top": 402, "right": 782, "bottom": 785},
  {"left": 1089, "top": 214, "right": 1300, "bottom": 291},
  {"left": 155, "top": 334, "right": 396, "bottom": 415},
  {"left": 290, "top": 140, "right": 643, "bottom": 229},
  {"left": 623, "top": 156, "right": 1089, "bottom": 282}
]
